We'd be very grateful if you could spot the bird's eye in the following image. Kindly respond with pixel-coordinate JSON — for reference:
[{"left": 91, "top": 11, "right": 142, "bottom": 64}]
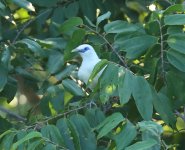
[
  {"left": 84, "top": 47, "right": 89, "bottom": 51},
  {"left": 79, "top": 47, "right": 90, "bottom": 53}
]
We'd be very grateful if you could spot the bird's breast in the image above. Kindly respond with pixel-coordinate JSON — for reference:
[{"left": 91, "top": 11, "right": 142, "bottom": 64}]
[{"left": 78, "top": 59, "right": 100, "bottom": 84}]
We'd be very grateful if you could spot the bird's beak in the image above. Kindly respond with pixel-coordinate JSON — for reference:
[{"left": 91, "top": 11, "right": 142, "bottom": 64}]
[{"left": 71, "top": 48, "right": 79, "bottom": 53}]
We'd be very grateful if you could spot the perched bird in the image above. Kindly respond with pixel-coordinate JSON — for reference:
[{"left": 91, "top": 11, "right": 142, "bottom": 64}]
[{"left": 72, "top": 44, "right": 104, "bottom": 89}]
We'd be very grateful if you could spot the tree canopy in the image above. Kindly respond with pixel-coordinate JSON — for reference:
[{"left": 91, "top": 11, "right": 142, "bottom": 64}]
[{"left": 0, "top": 0, "right": 185, "bottom": 149}]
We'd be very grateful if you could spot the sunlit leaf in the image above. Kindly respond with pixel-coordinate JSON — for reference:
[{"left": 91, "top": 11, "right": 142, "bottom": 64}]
[
  {"left": 88, "top": 59, "right": 108, "bottom": 86},
  {"left": 11, "top": 0, "right": 35, "bottom": 12},
  {"left": 100, "top": 63, "right": 119, "bottom": 103},
  {"left": 96, "top": 112, "right": 125, "bottom": 139},
  {"left": 62, "top": 79, "right": 85, "bottom": 96},
  {"left": 138, "top": 121, "right": 163, "bottom": 149},
  {"left": 96, "top": 11, "right": 111, "bottom": 26},
  {"left": 114, "top": 121, "right": 137, "bottom": 150}
]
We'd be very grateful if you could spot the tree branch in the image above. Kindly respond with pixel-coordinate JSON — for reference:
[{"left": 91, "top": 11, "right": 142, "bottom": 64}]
[
  {"left": 0, "top": 106, "right": 26, "bottom": 122},
  {"left": 83, "top": 25, "right": 128, "bottom": 68},
  {"left": 25, "top": 102, "right": 94, "bottom": 129}
]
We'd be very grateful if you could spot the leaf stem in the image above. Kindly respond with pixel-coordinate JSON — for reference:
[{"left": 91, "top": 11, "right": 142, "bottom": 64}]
[
  {"left": 157, "top": 20, "right": 166, "bottom": 81},
  {"left": 43, "top": 137, "right": 68, "bottom": 150},
  {"left": 83, "top": 25, "right": 128, "bottom": 68}
]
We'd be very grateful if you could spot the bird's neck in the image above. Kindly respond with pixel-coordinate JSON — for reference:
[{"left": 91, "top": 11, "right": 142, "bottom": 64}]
[{"left": 83, "top": 56, "right": 100, "bottom": 63}]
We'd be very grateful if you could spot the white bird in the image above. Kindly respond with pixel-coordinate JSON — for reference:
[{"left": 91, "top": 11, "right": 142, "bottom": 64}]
[{"left": 72, "top": 44, "right": 104, "bottom": 89}]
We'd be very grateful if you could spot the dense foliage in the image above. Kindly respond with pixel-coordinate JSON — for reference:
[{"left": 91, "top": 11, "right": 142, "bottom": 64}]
[{"left": 0, "top": 0, "right": 185, "bottom": 149}]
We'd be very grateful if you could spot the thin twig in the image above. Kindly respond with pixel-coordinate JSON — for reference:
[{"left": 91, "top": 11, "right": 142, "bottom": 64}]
[
  {"left": 83, "top": 25, "right": 128, "bottom": 68},
  {"left": 25, "top": 102, "right": 93, "bottom": 129},
  {"left": 43, "top": 137, "right": 68, "bottom": 150},
  {"left": 12, "top": 9, "right": 52, "bottom": 44},
  {"left": 46, "top": 103, "right": 90, "bottom": 123}
]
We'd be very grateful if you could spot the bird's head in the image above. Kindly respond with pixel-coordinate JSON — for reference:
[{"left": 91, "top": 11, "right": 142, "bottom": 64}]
[{"left": 72, "top": 44, "right": 99, "bottom": 60}]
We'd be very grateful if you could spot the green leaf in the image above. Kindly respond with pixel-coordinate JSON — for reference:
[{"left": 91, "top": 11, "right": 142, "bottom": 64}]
[
  {"left": 11, "top": 131, "right": 42, "bottom": 150},
  {"left": 85, "top": 108, "right": 105, "bottom": 128},
  {"left": 167, "top": 49, "right": 185, "bottom": 72},
  {"left": 41, "top": 125, "right": 64, "bottom": 146},
  {"left": 0, "top": 63, "right": 8, "bottom": 92},
  {"left": 96, "top": 11, "right": 111, "bottom": 26},
  {"left": 132, "top": 76, "right": 153, "bottom": 120},
  {"left": 17, "top": 38, "right": 44, "bottom": 56},
  {"left": 125, "top": 139, "right": 157, "bottom": 150},
  {"left": 0, "top": 2, "right": 5, "bottom": 9},
  {"left": 64, "top": 2, "right": 79, "bottom": 18},
  {"left": 0, "top": 129, "right": 14, "bottom": 139},
  {"left": 43, "top": 143, "right": 56, "bottom": 150},
  {"left": 164, "top": 14, "right": 185, "bottom": 25},
  {"left": 16, "top": 130, "right": 27, "bottom": 150},
  {"left": 152, "top": 87, "right": 176, "bottom": 127},
  {"left": 70, "top": 114, "right": 97, "bottom": 150},
  {"left": 100, "top": 63, "right": 119, "bottom": 103},
  {"left": 35, "top": 37, "right": 67, "bottom": 50},
  {"left": 138, "top": 121, "right": 163, "bottom": 150},
  {"left": 79, "top": 0, "right": 96, "bottom": 21},
  {"left": 88, "top": 59, "right": 108, "bottom": 86},
  {"left": 84, "top": 16, "right": 96, "bottom": 27},
  {"left": 59, "top": 17, "right": 83, "bottom": 33},
  {"left": 166, "top": 71, "right": 185, "bottom": 108},
  {"left": 167, "top": 26, "right": 183, "bottom": 35},
  {"left": 27, "top": 140, "right": 42, "bottom": 150},
  {"left": 96, "top": 112, "right": 125, "bottom": 139},
  {"left": 62, "top": 79, "right": 85, "bottom": 96},
  {"left": 55, "top": 65, "right": 77, "bottom": 81},
  {"left": 120, "top": 35, "right": 158, "bottom": 59},
  {"left": 118, "top": 68, "right": 133, "bottom": 104},
  {"left": 1, "top": 132, "right": 16, "bottom": 150},
  {"left": 56, "top": 118, "right": 79, "bottom": 150},
  {"left": 64, "top": 28, "right": 86, "bottom": 61},
  {"left": 0, "top": 77, "right": 17, "bottom": 103},
  {"left": 167, "top": 34, "right": 185, "bottom": 54},
  {"left": 11, "top": 0, "right": 35, "bottom": 11},
  {"left": 104, "top": 20, "right": 140, "bottom": 33},
  {"left": 164, "top": 4, "right": 185, "bottom": 15},
  {"left": 1, "top": 45, "right": 11, "bottom": 67},
  {"left": 29, "top": 0, "right": 58, "bottom": 7},
  {"left": 145, "top": 20, "right": 160, "bottom": 36},
  {"left": 47, "top": 50, "right": 64, "bottom": 74},
  {"left": 40, "top": 95, "right": 51, "bottom": 116},
  {"left": 114, "top": 121, "right": 137, "bottom": 150}
]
